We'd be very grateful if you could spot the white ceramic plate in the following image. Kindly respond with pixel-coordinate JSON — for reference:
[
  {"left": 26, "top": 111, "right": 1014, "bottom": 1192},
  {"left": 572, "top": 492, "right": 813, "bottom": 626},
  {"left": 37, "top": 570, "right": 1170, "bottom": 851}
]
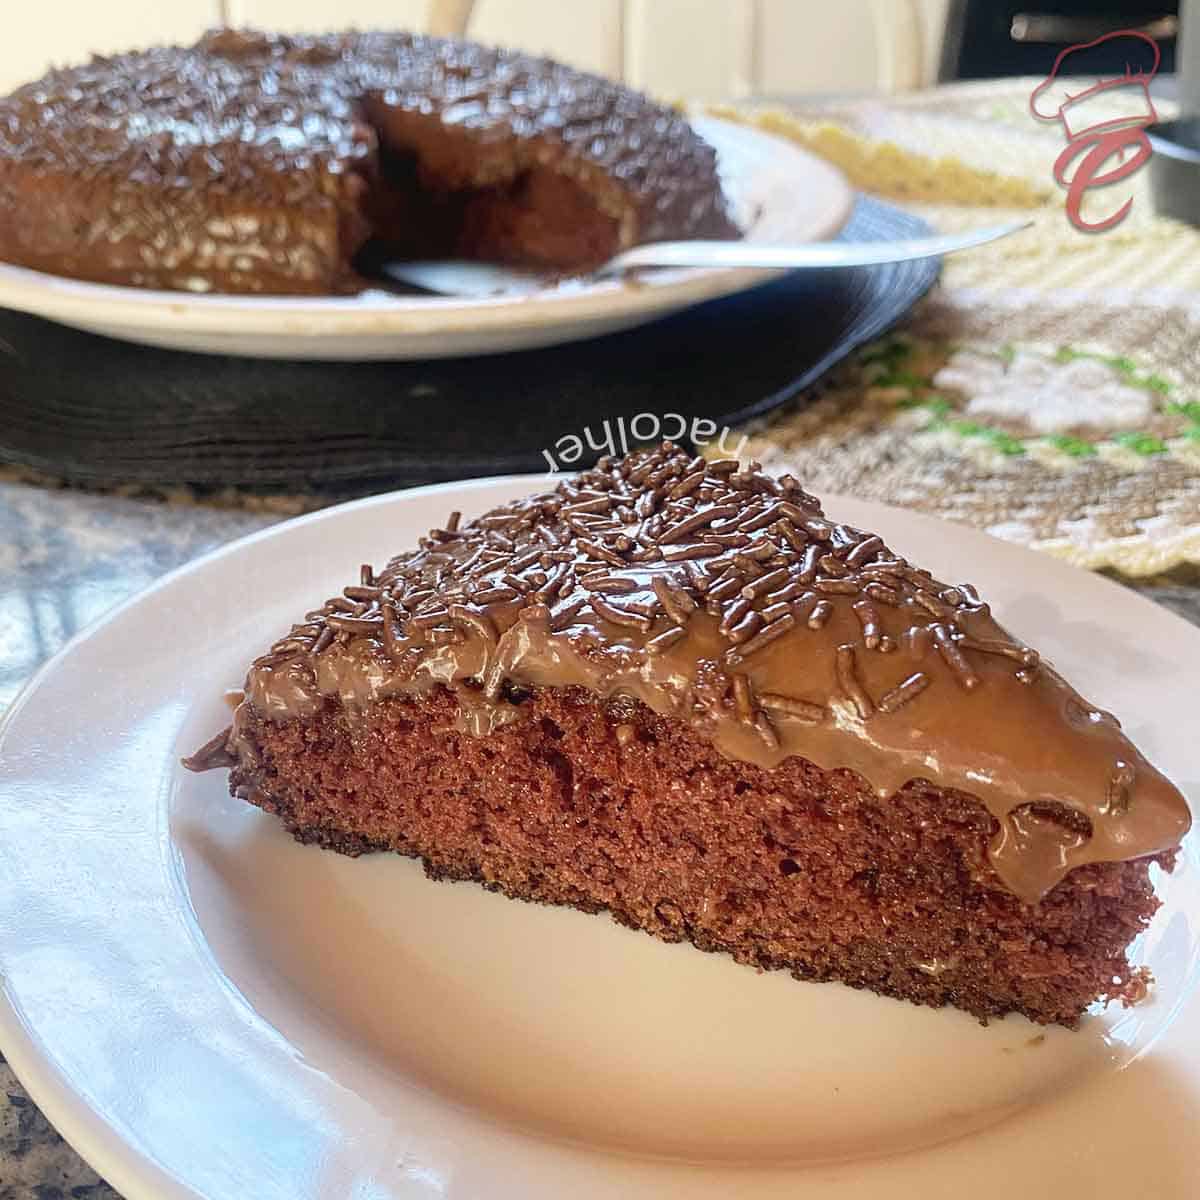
[
  {"left": 1, "top": 476, "right": 1198, "bottom": 1200},
  {"left": 0, "top": 117, "right": 853, "bottom": 361}
]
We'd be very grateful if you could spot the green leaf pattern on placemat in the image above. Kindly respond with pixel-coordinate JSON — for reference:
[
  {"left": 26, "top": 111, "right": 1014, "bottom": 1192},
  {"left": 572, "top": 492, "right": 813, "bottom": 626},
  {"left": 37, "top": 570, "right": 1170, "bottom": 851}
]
[{"left": 861, "top": 334, "right": 1197, "bottom": 467}]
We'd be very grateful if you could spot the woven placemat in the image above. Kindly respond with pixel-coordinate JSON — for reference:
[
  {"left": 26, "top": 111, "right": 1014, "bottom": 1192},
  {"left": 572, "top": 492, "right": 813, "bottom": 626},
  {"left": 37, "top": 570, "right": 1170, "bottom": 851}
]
[
  {"left": 714, "top": 82, "right": 1200, "bottom": 576},
  {"left": 0, "top": 198, "right": 934, "bottom": 491}
]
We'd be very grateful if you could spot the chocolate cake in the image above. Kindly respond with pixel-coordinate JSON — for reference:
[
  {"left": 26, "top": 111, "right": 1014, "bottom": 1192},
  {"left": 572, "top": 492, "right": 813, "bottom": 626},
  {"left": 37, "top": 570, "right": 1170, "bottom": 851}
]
[
  {"left": 0, "top": 29, "right": 736, "bottom": 295},
  {"left": 187, "top": 444, "right": 1191, "bottom": 1026}
]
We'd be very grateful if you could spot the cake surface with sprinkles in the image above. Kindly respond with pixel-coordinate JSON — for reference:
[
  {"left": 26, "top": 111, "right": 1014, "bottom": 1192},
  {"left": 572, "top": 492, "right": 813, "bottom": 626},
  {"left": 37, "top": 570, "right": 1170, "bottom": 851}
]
[{"left": 188, "top": 442, "right": 1191, "bottom": 1025}]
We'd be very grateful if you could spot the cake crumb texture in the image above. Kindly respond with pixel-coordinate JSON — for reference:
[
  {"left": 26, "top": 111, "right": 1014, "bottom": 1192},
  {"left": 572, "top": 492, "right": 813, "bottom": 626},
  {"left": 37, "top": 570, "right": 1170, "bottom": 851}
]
[{"left": 233, "top": 685, "right": 1166, "bottom": 1027}]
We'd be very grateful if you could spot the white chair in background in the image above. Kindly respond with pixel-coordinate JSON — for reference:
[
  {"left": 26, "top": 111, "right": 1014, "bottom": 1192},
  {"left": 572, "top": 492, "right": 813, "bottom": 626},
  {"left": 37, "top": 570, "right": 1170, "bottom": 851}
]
[
  {"left": 431, "top": 0, "right": 935, "bottom": 95},
  {"left": 1, "top": 0, "right": 943, "bottom": 97},
  {"left": 868, "top": 0, "right": 929, "bottom": 91}
]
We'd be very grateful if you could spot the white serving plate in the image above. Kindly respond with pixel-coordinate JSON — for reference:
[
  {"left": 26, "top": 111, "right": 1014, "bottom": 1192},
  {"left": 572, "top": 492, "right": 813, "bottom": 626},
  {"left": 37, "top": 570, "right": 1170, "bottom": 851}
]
[
  {"left": 1, "top": 476, "right": 1197, "bottom": 1199},
  {"left": 0, "top": 117, "right": 853, "bottom": 360}
]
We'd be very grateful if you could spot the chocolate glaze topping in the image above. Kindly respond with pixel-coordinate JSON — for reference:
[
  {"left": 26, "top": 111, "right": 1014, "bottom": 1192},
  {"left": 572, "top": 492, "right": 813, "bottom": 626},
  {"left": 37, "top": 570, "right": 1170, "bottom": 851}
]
[
  {"left": 0, "top": 29, "right": 735, "bottom": 292},
  {"left": 217, "top": 443, "right": 1191, "bottom": 903}
]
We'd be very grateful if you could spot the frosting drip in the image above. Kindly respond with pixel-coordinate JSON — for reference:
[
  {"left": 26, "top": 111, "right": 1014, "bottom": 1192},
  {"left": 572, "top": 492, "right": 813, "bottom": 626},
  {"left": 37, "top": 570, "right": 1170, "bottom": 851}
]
[{"left": 231, "top": 443, "right": 1191, "bottom": 904}]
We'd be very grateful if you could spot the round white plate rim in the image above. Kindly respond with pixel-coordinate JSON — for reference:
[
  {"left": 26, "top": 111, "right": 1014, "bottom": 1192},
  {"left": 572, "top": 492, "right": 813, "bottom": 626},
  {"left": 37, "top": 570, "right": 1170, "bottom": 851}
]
[
  {"left": 1, "top": 475, "right": 1198, "bottom": 1200},
  {"left": 0, "top": 116, "right": 855, "bottom": 357}
]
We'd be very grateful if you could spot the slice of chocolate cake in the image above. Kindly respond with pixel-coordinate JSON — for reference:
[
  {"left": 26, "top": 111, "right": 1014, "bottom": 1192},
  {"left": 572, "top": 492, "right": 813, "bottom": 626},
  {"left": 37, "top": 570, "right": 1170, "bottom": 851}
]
[{"left": 187, "top": 444, "right": 1191, "bottom": 1026}]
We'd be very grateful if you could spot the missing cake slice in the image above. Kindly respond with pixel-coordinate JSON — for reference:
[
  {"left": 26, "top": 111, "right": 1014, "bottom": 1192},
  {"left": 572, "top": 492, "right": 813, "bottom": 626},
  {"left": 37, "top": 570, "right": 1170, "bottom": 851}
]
[{"left": 187, "top": 443, "right": 1191, "bottom": 1026}]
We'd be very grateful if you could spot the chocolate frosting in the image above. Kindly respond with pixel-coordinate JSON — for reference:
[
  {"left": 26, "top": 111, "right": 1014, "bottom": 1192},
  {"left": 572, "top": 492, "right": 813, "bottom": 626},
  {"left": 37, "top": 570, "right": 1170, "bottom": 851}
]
[{"left": 226, "top": 443, "right": 1191, "bottom": 904}]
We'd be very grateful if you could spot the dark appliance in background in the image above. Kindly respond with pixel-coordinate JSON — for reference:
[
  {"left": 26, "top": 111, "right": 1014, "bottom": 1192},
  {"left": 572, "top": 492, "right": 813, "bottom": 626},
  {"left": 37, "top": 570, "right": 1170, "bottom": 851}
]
[{"left": 941, "top": 1, "right": 1178, "bottom": 79}]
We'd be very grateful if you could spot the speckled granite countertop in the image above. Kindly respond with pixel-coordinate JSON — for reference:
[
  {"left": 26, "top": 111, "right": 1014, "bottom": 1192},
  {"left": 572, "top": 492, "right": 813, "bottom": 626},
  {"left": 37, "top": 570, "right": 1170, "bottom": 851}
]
[{"left": 1, "top": 474, "right": 1199, "bottom": 1199}]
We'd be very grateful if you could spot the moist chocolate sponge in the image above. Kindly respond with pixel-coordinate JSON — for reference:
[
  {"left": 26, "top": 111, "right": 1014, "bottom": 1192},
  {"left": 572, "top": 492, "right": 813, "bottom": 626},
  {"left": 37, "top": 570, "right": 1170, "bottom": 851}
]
[{"left": 230, "top": 686, "right": 1168, "bottom": 1026}]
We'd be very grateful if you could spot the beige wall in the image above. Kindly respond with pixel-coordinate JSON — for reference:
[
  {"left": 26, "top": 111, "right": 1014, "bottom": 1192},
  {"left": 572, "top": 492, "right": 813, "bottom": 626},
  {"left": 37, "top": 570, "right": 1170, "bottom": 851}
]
[{"left": 1, "top": 0, "right": 949, "bottom": 96}]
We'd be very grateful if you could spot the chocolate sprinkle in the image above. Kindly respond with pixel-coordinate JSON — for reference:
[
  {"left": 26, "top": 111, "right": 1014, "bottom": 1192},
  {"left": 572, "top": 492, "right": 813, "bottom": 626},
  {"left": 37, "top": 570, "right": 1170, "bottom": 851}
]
[
  {"left": 836, "top": 644, "right": 875, "bottom": 719},
  {"left": 725, "top": 613, "right": 795, "bottom": 665},
  {"left": 933, "top": 625, "right": 981, "bottom": 691},
  {"left": 877, "top": 672, "right": 932, "bottom": 714},
  {"left": 758, "top": 693, "right": 825, "bottom": 723},
  {"left": 590, "top": 594, "right": 654, "bottom": 632},
  {"left": 808, "top": 600, "right": 833, "bottom": 629},
  {"left": 646, "top": 626, "right": 686, "bottom": 655}
]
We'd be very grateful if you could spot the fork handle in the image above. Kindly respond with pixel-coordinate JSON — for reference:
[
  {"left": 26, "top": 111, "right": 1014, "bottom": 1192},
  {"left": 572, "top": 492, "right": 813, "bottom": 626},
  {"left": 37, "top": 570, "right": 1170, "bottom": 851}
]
[{"left": 596, "top": 221, "right": 1031, "bottom": 275}]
